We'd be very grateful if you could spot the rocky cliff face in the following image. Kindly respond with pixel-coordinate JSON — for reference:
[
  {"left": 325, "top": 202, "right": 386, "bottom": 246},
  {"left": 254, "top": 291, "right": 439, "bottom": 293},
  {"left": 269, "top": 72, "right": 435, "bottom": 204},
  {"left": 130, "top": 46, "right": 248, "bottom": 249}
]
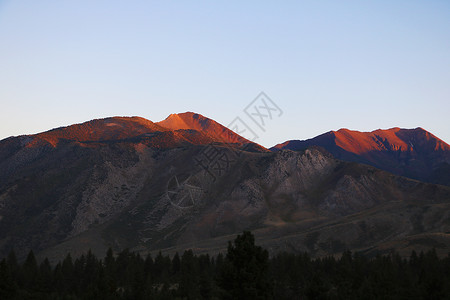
[
  {"left": 1, "top": 115, "right": 450, "bottom": 261},
  {"left": 272, "top": 127, "right": 450, "bottom": 186}
]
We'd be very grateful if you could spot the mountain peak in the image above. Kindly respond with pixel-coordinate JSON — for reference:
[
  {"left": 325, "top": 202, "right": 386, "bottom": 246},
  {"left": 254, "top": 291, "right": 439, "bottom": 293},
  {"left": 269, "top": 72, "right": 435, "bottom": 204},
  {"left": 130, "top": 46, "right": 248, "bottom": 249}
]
[
  {"left": 2, "top": 112, "right": 266, "bottom": 151},
  {"left": 272, "top": 127, "right": 450, "bottom": 185},
  {"left": 157, "top": 112, "right": 205, "bottom": 131},
  {"left": 157, "top": 112, "right": 261, "bottom": 147},
  {"left": 157, "top": 112, "right": 212, "bottom": 131}
]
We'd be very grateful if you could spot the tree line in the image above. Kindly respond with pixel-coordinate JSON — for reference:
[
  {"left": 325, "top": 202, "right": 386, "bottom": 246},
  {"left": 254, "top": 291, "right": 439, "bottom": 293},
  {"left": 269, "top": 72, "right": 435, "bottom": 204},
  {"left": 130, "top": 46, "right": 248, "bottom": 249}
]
[{"left": 1, "top": 231, "right": 450, "bottom": 299}]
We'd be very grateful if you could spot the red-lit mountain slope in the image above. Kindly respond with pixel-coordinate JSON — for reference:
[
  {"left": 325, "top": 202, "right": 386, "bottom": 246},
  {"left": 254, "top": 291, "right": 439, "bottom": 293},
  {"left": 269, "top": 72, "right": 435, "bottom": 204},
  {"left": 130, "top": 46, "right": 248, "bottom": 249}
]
[
  {"left": 272, "top": 127, "right": 450, "bottom": 185},
  {"left": 2, "top": 116, "right": 450, "bottom": 262},
  {"left": 157, "top": 112, "right": 265, "bottom": 148}
]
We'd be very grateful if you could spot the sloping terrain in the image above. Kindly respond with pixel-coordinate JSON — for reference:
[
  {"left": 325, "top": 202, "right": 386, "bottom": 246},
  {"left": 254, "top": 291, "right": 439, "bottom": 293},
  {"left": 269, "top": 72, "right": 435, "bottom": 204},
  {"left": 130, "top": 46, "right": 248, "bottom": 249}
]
[
  {"left": 1, "top": 114, "right": 450, "bottom": 262},
  {"left": 272, "top": 127, "right": 450, "bottom": 186},
  {"left": 157, "top": 112, "right": 267, "bottom": 152},
  {"left": 157, "top": 112, "right": 246, "bottom": 145},
  {"left": 36, "top": 146, "right": 450, "bottom": 262}
]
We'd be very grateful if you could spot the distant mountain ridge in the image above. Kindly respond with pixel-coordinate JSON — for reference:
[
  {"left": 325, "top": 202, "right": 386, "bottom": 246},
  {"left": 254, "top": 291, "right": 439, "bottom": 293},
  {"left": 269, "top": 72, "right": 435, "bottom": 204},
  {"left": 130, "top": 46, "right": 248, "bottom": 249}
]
[
  {"left": 157, "top": 112, "right": 245, "bottom": 144},
  {"left": 1, "top": 113, "right": 450, "bottom": 262},
  {"left": 0, "top": 113, "right": 267, "bottom": 190},
  {"left": 22, "top": 117, "right": 168, "bottom": 146},
  {"left": 272, "top": 127, "right": 450, "bottom": 186},
  {"left": 2, "top": 112, "right": 265, "bottom": 149}
]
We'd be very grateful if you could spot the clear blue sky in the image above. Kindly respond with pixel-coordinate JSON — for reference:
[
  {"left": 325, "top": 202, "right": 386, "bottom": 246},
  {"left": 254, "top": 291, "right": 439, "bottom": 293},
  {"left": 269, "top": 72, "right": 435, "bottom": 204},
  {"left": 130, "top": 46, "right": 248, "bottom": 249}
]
[{"left": 1, "top": 1, "right": 449, "bottom": 147}]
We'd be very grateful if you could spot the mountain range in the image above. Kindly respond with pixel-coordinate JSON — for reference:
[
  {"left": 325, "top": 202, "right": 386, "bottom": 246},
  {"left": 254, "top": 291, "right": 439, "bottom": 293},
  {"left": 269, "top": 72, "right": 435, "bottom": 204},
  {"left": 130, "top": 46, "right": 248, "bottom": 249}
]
[
  {"left": 272, "top": 127, "right": 450, "bottom": 186},
  {"left": 1, "top": 112, "right": 450, "bottom": 262}
]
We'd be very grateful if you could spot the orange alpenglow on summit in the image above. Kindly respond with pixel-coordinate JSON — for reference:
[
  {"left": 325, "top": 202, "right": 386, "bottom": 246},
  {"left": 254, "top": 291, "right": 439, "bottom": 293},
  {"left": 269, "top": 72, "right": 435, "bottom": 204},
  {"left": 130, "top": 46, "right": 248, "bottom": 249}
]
[{"left": 272, "top": 127, "right": 450, "bottom": 185}]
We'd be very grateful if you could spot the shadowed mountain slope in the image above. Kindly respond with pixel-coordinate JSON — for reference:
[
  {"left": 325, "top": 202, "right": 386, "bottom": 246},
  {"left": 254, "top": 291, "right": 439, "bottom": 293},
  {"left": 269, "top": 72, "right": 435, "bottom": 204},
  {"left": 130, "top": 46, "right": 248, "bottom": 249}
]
[
  {"left": 1, "top": 116, "right": 450, "bottom": 262},
  {"left": 0, "top": 113, "right": 269, "bottom": 187},
  {"left": 272, "top": 127, "right": 450, "bottom": 186}
]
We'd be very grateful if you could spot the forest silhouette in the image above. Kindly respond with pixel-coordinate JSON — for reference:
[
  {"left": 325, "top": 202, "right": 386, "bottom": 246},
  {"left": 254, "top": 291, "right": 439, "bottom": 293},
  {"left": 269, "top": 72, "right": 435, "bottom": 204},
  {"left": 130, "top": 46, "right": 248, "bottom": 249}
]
[{"left": 1, "top": 231, "right": 449, "bottom": 299}]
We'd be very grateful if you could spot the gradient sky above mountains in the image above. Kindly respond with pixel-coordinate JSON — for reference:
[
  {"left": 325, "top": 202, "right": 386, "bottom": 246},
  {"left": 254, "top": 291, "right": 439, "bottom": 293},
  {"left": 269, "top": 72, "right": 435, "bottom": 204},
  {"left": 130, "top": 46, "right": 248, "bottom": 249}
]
[{"left": 0, "top": 1, "right": 449, "bottom": 147}]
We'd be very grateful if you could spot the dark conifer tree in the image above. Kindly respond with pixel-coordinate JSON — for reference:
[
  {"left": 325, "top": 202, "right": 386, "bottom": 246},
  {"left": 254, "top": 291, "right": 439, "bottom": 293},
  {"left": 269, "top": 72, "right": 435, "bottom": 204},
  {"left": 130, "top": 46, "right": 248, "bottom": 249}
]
[
  {"left": 21, "top": 250, "right": 38, "bottom": 292},
  {"left": 178, "top": 249, "right": 200, "bottom": 299},
  {"left": 0, "top": 257, "right": 17, "bottom": 298},
  {"left": 37, "top": 258, "right": 53, "bottom": 296},
  {"left": 171, "top": 252, "right": 181, "bottom": 278},
  {"left": 219, "top": 231, "right": 272, "bottom": 299}
]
